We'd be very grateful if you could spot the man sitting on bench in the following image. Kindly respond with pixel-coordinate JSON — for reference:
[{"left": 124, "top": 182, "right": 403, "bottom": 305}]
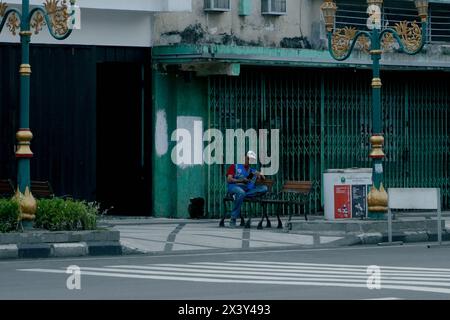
[{"left": 226, "top": 151, "right": 268, "bottom": 228}]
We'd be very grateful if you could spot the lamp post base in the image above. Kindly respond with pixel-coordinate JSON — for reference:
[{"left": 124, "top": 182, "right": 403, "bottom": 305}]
[
  {"left": 20, "top": 220, "right": 33, "bottom": 230},
  {"left": 367, "top": 212, "right": 387, "bottom": 220}
]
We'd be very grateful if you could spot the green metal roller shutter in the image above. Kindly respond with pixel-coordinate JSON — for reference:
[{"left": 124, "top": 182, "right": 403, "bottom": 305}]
[{"left": 207, "top": 67, "right": 450, "bottom": 218}]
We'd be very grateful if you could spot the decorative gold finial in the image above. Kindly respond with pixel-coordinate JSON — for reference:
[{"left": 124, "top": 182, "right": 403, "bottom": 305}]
[
  {"left": 13, "top": 187, "right": 37, "bottom": 221},
  {"left": 367, "top": 183, "right": 388, "bottom": 212}
]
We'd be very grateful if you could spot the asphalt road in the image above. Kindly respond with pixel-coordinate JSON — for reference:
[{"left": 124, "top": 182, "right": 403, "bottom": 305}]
[{"left": 1, "top": 243, "right": 450, "bottom": 300}]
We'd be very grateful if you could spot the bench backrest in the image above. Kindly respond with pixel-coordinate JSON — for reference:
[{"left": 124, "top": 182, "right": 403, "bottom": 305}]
[
  {"left": 0, "top": 179, "right": 14, "bottom": 197},
  {"left": 388, "top": 188, "right": 440, "bottom": 210},
  {"left": 282, "top": 181, "right": 312, "bottom": 194},
  {"left": 31, "top": 181, "right": 54, "bottom": 199}
]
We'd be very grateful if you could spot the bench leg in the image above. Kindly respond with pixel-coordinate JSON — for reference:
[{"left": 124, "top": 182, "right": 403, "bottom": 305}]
[
  {"left": 277, "top": 214, "right": 283, "bottom": 229},
  {"left": 257, "top": 215, "right": 264, "bottom": 230},
  {"left": 287, "top": 203, "right": 294, "bottom": 230},
  {"left": 287, "top": 203, "right": 309, "bottom": 222},
  {"left": 219, "top": 199, "right": 227, "bottom": 227},
  {"left": 219, "top": 215, "right": 225, "bottom": 227},
  {"left": 245, "top": 217, "right": 251, "bottom": 229},
  {"left": 257, "top": 203, "right": 265, "bottom": 230},
  {"left": 265, "top": 212, "right": 272, "bottom": 228},
  {"left": 277, "top": 203, "right": 283, "bottom": 229},
  {"left": 246, "top": 200, "right": 258, "bottom": 229},
  {"left": 257, "top": 220, "right": 263, "bottom": 230}
]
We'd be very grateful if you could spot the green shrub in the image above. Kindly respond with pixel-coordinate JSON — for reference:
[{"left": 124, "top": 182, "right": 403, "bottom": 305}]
[
  {"left": 35, "top": 198, "right": 98, "bottom": 231},
  {"left": 0, "top": 199, "right": 20, "bottom": 233}
]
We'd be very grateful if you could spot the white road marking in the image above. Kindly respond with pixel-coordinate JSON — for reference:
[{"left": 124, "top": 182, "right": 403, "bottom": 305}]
[
  {"left": 183, "top": 262, "right": 450, "bottom": 276},
  {"left": 18, "top": 260, "right": 450, "bottom": 295},
  {"left": 108, "top": 264, "right": 450, "bottom": 279},
  {"left": 17, "top": 268, "right": 450, "bottom": 294},
  {"left": 1, "top": 242, "right": 423, "bottom": 264},
  {"left": 229, "top": 260, "right": 450, "bottom": 272},
  {"left": 362, "top": 297, "right": 403, "bottom": 300}
]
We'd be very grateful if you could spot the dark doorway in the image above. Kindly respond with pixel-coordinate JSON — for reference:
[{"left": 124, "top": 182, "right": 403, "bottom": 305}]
[{"left": 97, "top": 62, "right": 151, "bottom": 216}]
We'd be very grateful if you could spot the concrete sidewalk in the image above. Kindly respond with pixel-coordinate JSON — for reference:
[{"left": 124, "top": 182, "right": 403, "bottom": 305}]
[
  {"left": 98, "top": 217, "right": 347, "bottom": 254},
  {"left": 98, "top": 215, "right": 450, "bottom": 255}
]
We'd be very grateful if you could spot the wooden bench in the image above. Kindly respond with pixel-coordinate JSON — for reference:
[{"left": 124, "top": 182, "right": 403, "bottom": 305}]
[
  {"left": 0, "top": 179, "right": 15, "bottom": 198},
  {"left": 30, "top": 181, "right": 55, "bottom": 199},
  {"left": 259, "top": 181, "right": 313, "bottom": 229},
  {"left": 220, "top": 180, "right": 312, "bottom": 229},
  {"left": 219, "top": 179, "right": 274, "bottom": 228}
]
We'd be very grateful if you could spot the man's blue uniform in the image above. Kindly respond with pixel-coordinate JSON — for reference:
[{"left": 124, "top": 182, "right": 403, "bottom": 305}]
[{"left": 226, "top": 164, "right": 268, "bottom": 219}]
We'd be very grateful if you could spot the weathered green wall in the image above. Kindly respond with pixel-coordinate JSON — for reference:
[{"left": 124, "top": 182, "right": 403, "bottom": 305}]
[{"left": 152, "top": 69, "right": 208, "bottom": 218}]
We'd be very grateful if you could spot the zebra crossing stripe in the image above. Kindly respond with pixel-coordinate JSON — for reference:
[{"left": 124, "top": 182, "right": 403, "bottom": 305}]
[
  {"left": 65, "top": 266, "right": 450, "bottom": 287},
  {"left": 106, "top": 264, "right": 450, "bottom": 281},
  {"left": 17, "top": 267, "right": 450, "bottom": 294},
  {"left": 152, "top": 263, "right": 450, "bottom": 278},
  {"left": 229, "top": 260, "right": 450, "bottom": 272},
  {"left": 17, "top": 260, "right": 450, "bottom": 295},
  {"left": 362, "top": 297, "right": 402, "bottom": 300}
]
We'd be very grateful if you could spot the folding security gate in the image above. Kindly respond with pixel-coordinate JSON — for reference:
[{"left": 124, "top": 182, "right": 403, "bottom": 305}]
[{"left": 207, "top": 67, "right": 450, "bottom": 217}]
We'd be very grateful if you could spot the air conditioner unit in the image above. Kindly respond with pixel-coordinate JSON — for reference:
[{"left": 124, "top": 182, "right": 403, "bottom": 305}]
[
  {"left": 204, "top": 0, "right": 231, "bottom": 12},
  {"left": 262, "top": 0, "right": 286, "bottom": 15}
]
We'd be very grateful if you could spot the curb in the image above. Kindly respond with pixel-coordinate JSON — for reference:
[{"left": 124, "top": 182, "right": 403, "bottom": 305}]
[
  {"left": 356, "top": 230, "right": 450, "bottom": 245},
  {"left": 0, "top": 242, "right": 122, "bottom": 260}
]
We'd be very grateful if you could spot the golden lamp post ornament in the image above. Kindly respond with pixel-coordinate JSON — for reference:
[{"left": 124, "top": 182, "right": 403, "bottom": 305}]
[
  {"left": 368, "top": 135, "right": 388, "bottom": 212},
  {"left": 321, "top": 0, "right": 428, "bottom": 216},
  {"left": 14, "top": 130, "right": 37, "bottom": 223},
  {"left": 13, "top": 187, "right": 37, "bottom": 221}
]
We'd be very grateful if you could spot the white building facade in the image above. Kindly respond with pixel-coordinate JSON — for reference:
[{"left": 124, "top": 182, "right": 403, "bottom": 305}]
[{"left": 0, "top": 0, "right": 192, "bottom": 46}]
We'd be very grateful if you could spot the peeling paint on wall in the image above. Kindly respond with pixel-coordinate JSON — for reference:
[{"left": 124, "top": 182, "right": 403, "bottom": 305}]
[
  {"left": 280, "top": 36, "right": 312, "bottom": 49},
  {"left": 155, "top": 109, "right": 169, "bottom": 157},
  {"left": 154, "top": 0, "right": 310, "bottom": 48},
  {"left": 160, "top": 23, "right": 312, "bottom": 49},
  {"left": 162, "top": 23, "right": 206, "bottom": 44}
]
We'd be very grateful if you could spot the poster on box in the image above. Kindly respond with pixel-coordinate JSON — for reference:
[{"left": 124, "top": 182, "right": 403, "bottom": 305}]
[
  {"left": 351, "top": 185, "right": 367, "bottom": 218},
  {"left": 334, "top": 185, "right": 351, "bottom": 219}
]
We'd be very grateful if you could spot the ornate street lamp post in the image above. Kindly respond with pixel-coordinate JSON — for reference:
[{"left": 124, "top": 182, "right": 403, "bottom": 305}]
[
  {"left": 321, "top": 0, "right": 428, "bottom": 216},
  {"left": 0, "top": 0, "right": 77, "bottom": 228}
]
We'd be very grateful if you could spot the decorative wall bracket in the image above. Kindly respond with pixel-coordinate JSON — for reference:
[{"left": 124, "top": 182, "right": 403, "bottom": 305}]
[
  {"left": 393, "top": 21, "right": 423, "bottom": 53},
  {"left": 331, "top": 27, "right": 358, "bottom": 59},
  {"left": 330, "top": 19, "right": 425, "bottom": 58},
  {"left": 0, "top": 0, "right": 76, "bottom": 40}
]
